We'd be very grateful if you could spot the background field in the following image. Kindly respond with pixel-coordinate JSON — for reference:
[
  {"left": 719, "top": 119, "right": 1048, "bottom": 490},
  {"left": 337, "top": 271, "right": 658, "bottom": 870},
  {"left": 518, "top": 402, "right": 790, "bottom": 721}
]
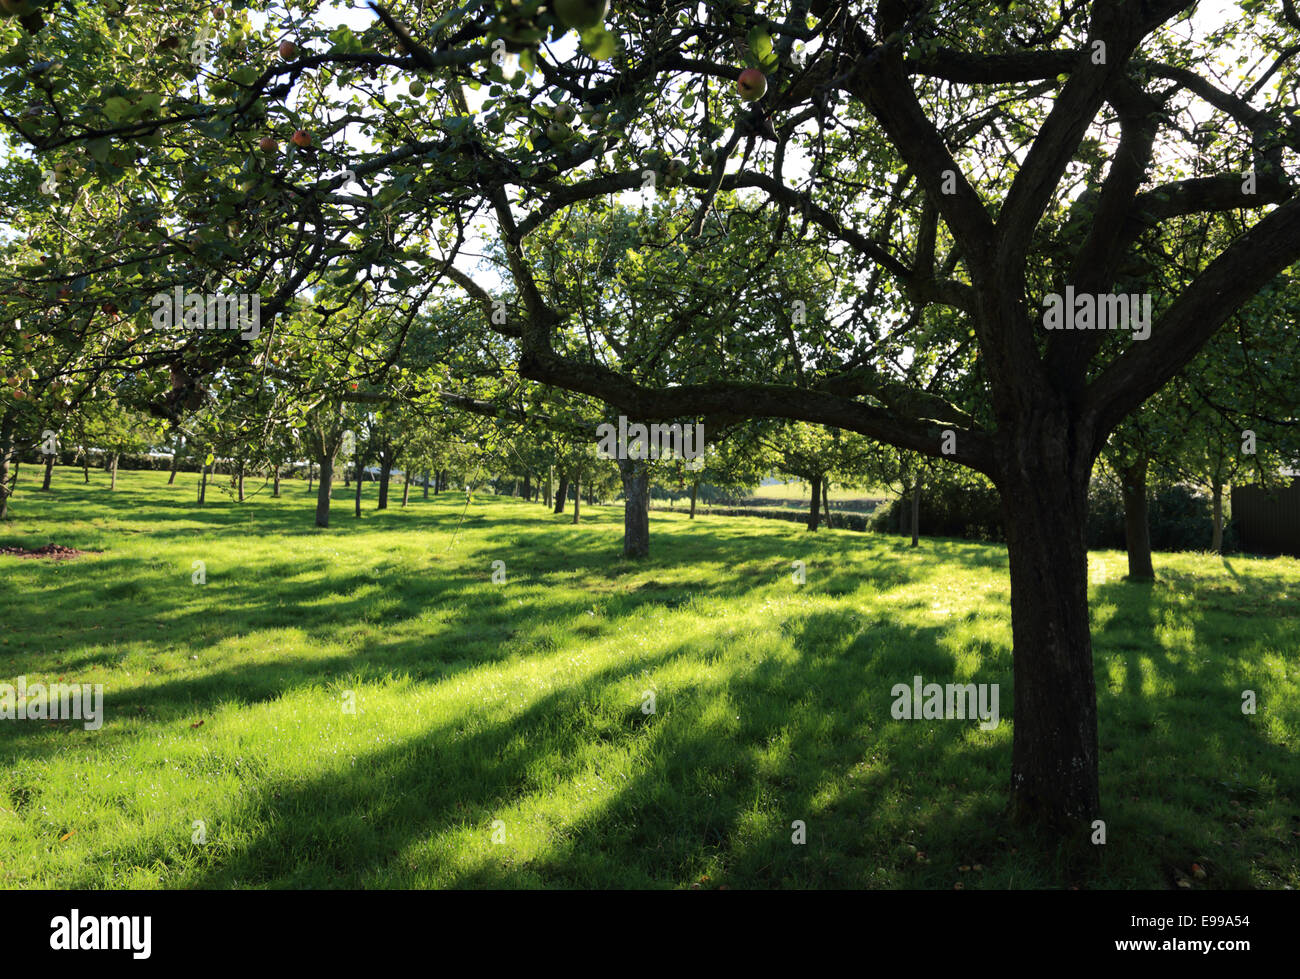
[
  {"left": 1, "top": 467, "right": 1298, "bottom": 889},
  {"left": 743, "top": 481, "right": 886, "bottom": 511}
]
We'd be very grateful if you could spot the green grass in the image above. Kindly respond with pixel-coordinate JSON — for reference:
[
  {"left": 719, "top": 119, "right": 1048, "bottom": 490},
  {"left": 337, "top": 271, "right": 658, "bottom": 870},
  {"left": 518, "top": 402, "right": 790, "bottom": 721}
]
[
  {"left": 746, "top": 480, "right": 886, "bottom": 506},
  {"left": 1, "top": 466, "right": 1297, "bottom": 889}
]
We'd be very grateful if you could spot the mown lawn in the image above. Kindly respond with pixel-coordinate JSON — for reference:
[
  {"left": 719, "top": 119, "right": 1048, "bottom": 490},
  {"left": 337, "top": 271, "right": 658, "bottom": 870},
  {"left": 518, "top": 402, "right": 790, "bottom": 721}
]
[{"left": 1, "top": 466, "right": 1297, "bottom": 889}]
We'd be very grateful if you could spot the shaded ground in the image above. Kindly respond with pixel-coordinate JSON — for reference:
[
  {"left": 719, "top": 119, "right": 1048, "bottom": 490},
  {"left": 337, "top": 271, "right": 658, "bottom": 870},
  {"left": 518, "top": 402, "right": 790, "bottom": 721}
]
[{"left": 0, "top": 466, "right": 1297, "bottom": 889}]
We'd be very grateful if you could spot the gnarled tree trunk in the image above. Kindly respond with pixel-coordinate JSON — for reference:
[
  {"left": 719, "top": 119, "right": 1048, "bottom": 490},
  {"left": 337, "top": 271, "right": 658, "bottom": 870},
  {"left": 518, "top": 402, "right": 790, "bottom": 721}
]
[
  {"left": 910, "top": 478, "right": 921, "bottom": 548},
  {"left": 0, "top": 423, "right": 14, "bottom": 520},
  {"left": 354, "top": 457, "right": 365, "bottom": 518},
  {"left": 314, "top": 451, "right": 335, "bottom": 527},
  {"left": 554, "top": 473, "right": 569, "bottom": 514},
  {"left": 378, "top": 462, "right": 392, "bottom": 510},
  {"left": 1211, "top": 478, "right": 1225, "bottom": 553},
  {"left": 618, "top": 457, "right": 650, "bottom": 558},
  {"left": 806, "top": 474, "right": 822, "bottom": 531},
  {"left": 1119, "top": 457, "right": 1154, "bottom": 580},
  {"left": 999, "top": 426, "right": 1100, "bottom": 831}
]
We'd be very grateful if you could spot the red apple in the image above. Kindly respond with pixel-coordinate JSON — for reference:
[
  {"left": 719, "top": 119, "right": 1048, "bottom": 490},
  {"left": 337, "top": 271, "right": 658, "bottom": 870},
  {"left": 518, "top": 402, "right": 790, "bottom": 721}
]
[
  {"left": 737, "top": 68, "right": 767, "bottom": 101},
  {"left": 291, "top": 129, "right": 312, "bottom": 148},
  {"left": 279, "top": 40, "right": 297, "bottom": 60},
  {"left": 259, "top": 136, "right": 278, "bottom": 152}
]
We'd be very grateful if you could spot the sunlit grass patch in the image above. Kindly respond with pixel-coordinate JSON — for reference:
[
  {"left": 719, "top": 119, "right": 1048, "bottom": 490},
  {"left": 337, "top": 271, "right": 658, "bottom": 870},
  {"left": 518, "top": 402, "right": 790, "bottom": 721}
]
[{"left": 0, "top": 466, "right": 1297, "bottom": 889}]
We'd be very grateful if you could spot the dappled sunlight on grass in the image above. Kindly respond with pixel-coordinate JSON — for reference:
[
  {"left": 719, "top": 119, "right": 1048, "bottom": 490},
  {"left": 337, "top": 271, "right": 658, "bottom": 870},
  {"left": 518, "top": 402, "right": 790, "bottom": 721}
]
[{"left": 0, "top": 467, "right": 1297, "bottom": 889}]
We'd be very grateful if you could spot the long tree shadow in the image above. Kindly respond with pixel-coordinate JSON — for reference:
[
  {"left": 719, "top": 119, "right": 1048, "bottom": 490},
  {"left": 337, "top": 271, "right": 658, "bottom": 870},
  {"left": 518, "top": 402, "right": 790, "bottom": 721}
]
[
  {"left": 44, "top": 609, "right": 1015, "bottom": 889},
  {"left": 1090, "top": 566, "right": 1300, "bottom": 888}
]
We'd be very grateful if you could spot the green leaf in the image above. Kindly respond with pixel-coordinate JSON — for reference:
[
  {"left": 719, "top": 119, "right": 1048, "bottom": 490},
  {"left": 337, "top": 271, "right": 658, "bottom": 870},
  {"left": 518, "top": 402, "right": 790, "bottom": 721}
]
[{"left": 103, "top": 96, "right": 132, "bottom": 123}]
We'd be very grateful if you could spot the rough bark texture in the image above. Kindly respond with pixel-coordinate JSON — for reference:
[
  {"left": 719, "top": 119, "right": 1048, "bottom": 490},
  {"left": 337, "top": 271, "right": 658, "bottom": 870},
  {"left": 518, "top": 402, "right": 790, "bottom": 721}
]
[
  {"left": 806, "top": 473, "right": 822, "bottom": 531},
  {"left": 1211, "top": 479, "right": 1224, "bottom": 553},
  {"left": 314, "top": 451, "right": 334, "bottom": 527},
  {"left": 0, "top": 426, "right": 13, "bottom": 520},
  {"left": 618, "top": 458, "right": 650, "bottom": 558},
  {"left": 554, "top": 474, "right": 569, "bottom": 514},
  {"left": 354, "top": 458, "right": 365, "bottom": 517},
  {"left": 1120, "top": 458, "right": 1154, "bottom": 580},
  {"left": 273, "top": 466, "right": 281, "bottom": 498},
  {"left": 1000, "top": 432, "right": 1101, "bottom": 831},
  {"left": 910, "top": 479, "right": 921, "bottom": 548},
  {"left": 378, "top": 463, "right": 392, "bottom": 510},
  {"left": 423, "top": 470, "right": 430, "bottom": 499}
]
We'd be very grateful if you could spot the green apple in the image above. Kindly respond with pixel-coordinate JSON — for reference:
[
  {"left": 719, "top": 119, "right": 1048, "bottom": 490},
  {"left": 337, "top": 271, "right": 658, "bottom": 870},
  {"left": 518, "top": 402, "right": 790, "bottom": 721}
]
[
  {"left": 552, "top": 0, "right": 607, "bottom": 31},
  {"left": 0, "top": 0, "right": 37, "bottom": 18}
]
